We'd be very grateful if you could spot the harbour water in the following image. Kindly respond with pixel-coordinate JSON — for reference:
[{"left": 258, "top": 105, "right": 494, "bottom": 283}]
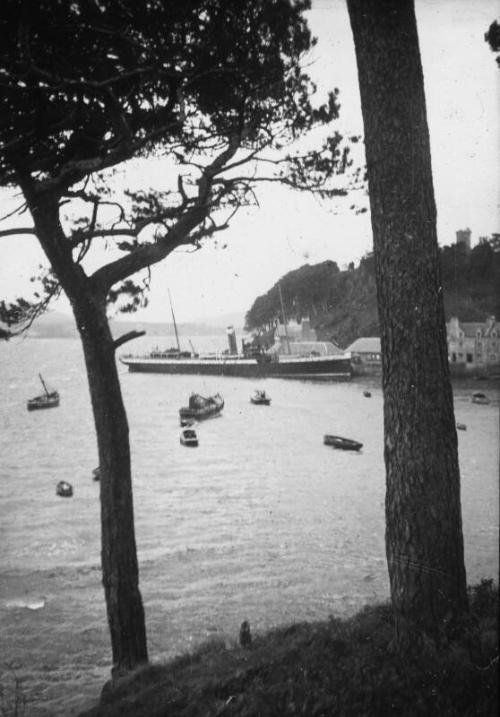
[{"left": 0, "top": 337, "right": 498, "bottom": 716}]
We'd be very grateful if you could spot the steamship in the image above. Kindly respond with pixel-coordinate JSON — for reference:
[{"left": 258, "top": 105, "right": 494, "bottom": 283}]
[{"left": 120, "top": 320, "right": 352, "bottom": 381}]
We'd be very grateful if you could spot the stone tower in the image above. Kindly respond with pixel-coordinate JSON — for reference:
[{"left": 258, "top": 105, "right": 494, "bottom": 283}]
[{"left": 456, "top": 228, "right": 471, "bottom": 252}]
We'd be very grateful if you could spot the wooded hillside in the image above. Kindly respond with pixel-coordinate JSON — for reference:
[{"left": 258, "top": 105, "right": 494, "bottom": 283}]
[{"left": 245, "top": 237, "right": 500, "bottom": 348}]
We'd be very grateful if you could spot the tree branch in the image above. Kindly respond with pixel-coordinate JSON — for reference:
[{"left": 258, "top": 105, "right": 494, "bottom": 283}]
[
  {"left": 89, "top": 136, "right": 242, "bottom": 292},
  {"left": 113, "top": 330, "right": 146, "bottom": 350},
  {"left": 0, "top": 227, "right": 36, "bottom": 238}
]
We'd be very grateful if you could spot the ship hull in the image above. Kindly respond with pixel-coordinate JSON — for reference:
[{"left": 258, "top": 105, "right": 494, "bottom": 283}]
[{"left": 120, "top": 355, "right": 352, "bottom": 380}]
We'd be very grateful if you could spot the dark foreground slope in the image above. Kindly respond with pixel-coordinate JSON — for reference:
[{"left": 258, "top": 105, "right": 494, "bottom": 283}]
[{"left": 79, "top": 580, "right": 497, "bottom": 717}]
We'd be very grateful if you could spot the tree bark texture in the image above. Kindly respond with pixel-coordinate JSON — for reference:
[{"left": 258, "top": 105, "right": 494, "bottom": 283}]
[
  {"left": 347, "top": 0, "right": 468, "bottom": 642},
  {"left": 27, "top": 192, "right": 148, "bottom": 672},
  {"left": 74, "top": 299, "right": 149, "bottom": 673}
]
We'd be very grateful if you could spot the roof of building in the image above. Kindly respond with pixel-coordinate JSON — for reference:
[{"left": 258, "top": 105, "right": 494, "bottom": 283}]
[
  {"left": 459, "top": 323, "right": 487, "bottom": 337},
  {"left": 270, "top": 340, "right": 343, "bottom": 356},
  {"left": 448, "top": 316, "right": 497, "bottom": 338},
  {"left": 345, "top": 337, "right": 381, "bottom": 353}
]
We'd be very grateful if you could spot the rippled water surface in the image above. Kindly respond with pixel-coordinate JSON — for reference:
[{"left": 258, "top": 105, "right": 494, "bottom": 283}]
[{"left": 0, "top": 337, "right": 498, "bottom": 715}]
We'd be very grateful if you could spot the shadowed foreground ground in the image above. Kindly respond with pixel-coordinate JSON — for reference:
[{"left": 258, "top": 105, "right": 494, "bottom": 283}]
[{"left": 77, "top": 580, "right": 498, "bottom": 717}]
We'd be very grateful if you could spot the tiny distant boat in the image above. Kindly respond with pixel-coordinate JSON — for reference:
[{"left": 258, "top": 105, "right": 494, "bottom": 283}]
[
  {"left": 27, "top": 374, "right": 59, "bottom": 411},
  {"left": 250, "top": 389, "right": 271, "bottom": 405},
  {"left": 56, "top": 481, "right": 73, "bottom": 497},
  {"left": 363, "top": 390, "right": 372, "bottom": 398},
  {"left": 323, "top": 435, "right": 363, "bottom": 451},
  {"left": 180, "top": 427, "right": 199, "bottom": 447},
  {"left": 92, "top": 466, "right": 100, "bottom": 481},
  {"left": 472, "top": 392, "right": 490, "bottom": 405},
  {"left": 179, "top": 392, "right": 224, "bottom": 421},
  {"left": 456, "top": 422, "right": 467, "bottom": 431}
]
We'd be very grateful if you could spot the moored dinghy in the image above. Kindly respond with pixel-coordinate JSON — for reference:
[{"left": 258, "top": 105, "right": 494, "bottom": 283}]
[
  {"left": 180, "top": 427, "right": 199, "bottom": 447},
  {"left": 472, "top": 392, "right": 490, "bottom": 405},
  {"left": 56, "top": 481, "right": 73, "bottom": 497},
  {"left": 323, "top": 435, "right": 363, "bottom": 451},
  {"left": 250, "top": 389, "right": 271, "bottom": 405}
]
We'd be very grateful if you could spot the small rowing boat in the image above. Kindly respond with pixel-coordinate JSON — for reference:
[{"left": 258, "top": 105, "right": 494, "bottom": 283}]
[{"left": 323, "top": 435, "right": 363, "bottom": 451}]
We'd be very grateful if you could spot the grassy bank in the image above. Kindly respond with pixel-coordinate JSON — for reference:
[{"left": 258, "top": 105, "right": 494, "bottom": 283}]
[{"left": 79, "top": 580, "right": 498, "bottom": 717}]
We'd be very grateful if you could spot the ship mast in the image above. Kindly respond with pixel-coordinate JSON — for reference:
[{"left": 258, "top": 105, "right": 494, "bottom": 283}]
[
  {"left": 39, "top": 373, "right": 50, "bottom": 397},
  {"left": 278, "top": 284, "right": 292, "bottom": 355},
  {"left": 168, "top": 290, "right": 181, "bottom": 353}
]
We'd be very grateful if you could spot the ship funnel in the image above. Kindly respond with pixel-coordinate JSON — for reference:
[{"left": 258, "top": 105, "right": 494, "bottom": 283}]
[{"left": 226, "top": 326, "right": 238, "bottom": 355}]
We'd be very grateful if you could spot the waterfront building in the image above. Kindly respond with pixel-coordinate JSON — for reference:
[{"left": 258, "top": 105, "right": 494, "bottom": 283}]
[
  {"left": 446, "top": 315, "right": 499, "bottom": 375},
  {"left": 346, "top": 316, "right": 500, "bottom": 377},
  {"left": 345, "top": 337, "right": 382, "bottom": 375}
]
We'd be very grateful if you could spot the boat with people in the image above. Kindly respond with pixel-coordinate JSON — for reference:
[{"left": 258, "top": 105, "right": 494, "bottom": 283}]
[
  {"left": 472, "top": 392, "right": 490, "bottom": 405},
  {"left": 180, "top": 427, "right": 199, "bottom": 447},
  {"left": 27, "top": 374, "right": 60, "bottom": 411},
  {"left": 120, "top": 292, "right": 352, "bottom": 381},
  {"left": 250, "top": 389, "right": 271, "bottom": 405},
  {"left": 323, "top": 435, "right": 363, "bottom": 451},
  {"left": 179, "top": 392, "right": 224, "bottom": 421},
  {"left": 56, "top": 481, "right": 73, "bottom": 497}
]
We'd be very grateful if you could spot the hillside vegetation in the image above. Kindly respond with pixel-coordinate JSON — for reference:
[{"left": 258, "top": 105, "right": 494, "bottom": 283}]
[
  {"left": 245, "top": 237, "right": 500, "bottom": 348},
  {"left": 78, "top": 580, "right": 497, "bottom": 717}
]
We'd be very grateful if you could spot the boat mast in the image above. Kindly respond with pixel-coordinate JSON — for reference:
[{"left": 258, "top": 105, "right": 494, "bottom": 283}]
[
  {"left": 168, "top": 289, "right": 181, "bottom": 353},
  {"left": 278, "top": 284, "right": 292, "bottom": 355},
  {"left": 39, "top": 373, "right": 49, "bottom": 397}
]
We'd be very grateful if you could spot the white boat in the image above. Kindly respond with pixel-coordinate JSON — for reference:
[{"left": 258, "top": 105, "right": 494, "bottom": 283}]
[{"left": 180, "top": 427, "right": 199, "bottom": 447}]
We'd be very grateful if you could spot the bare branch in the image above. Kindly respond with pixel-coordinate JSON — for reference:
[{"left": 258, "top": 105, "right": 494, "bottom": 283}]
[
  {"left": 0, "top": 200, "right": 29, "bottom": 222},
  {"left": 113, "top": 330, "right": 146, "bottom": 350},
  {"left": 0, "top": 227, "right": 36, "bottom": 238},
  {"left": 89, "top": 136, "right": 242, "bottom": 292}
]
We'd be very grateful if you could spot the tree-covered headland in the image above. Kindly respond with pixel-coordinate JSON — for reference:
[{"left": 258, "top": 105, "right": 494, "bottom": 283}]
[{"left": 245, "top": 236, "right": 500, "bottom": 348}]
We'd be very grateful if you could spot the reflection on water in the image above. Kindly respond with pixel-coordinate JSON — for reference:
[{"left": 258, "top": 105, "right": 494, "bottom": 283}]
[{"left": 0, "top": 338, "right": 498, "bottom": 716}]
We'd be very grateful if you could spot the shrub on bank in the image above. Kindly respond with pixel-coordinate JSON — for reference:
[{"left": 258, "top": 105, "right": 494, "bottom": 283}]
[{"left": 79, "top": 580, "right": 498, "bottom": 717}]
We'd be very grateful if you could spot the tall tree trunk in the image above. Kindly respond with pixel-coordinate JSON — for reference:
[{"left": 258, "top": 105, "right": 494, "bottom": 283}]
[
  {"left": 74, "top": 297, "right": 149, "bottom": 674},
  {"left": 347, "top": 0, "right": 468, "bottom": 645},
  {"left": 26, "top": 190, "right": 148, "bottom": 673}
]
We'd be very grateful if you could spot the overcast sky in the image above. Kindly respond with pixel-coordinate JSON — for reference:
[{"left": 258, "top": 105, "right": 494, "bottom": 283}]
[{"left": 1, "top": 0, "right": 498, "bottom": 323}]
